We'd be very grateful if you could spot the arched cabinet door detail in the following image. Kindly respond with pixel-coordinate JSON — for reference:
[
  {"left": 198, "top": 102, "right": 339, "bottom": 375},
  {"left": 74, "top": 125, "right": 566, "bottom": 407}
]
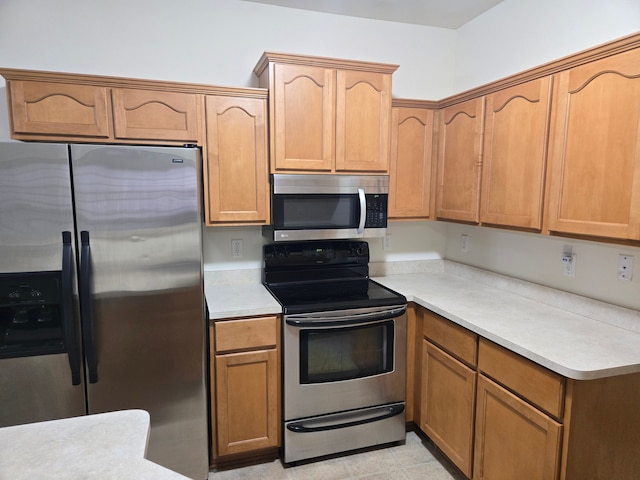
[
  {"left": 9, "top": 80, "right": 110, "bottom": 138},
  {"left": 436, "top": 97, "right": 485, "bottom": 223},
  {"left": 547, "top": 48, "right": 640, "bottom": 240},
  {"left": 336, "top": 70, "right": 392, "bottom": 173},
  {"left": 112, "top": 88, "right": 199, "bottom": 142},
  {"left": 255, "top": 52, "right": 398, "bottom": 174},
  {"left": 205, "top": 95, "right": 269, "bottom": 225},
  {"left": 273, "top": 64, "right": 335, "bottom": 172},
  {"left": 481, "top": 76, "right": 552, "bottom": 230},
  {"left": 389, "top": 104, "right": 436, "bottom": 219}
]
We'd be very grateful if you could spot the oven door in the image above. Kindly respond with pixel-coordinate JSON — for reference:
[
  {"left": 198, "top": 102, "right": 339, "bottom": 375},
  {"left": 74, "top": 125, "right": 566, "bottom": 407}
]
[{"left": 283, "top": 305, "right": 406, "bottom": 421}]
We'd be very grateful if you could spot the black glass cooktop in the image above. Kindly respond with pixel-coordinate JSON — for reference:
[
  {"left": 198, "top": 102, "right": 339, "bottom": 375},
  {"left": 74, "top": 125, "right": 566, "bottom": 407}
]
[
  {"left": 263, "top": 241, "right": 406, "bottom": 315},
  {"left": 265, "top": 278, "right": 405, "bottom": 315}
]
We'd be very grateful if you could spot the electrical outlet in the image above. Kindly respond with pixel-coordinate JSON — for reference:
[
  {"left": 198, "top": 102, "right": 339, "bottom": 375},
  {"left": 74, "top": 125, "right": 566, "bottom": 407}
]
[
  {"left": 231, "top": 239, "right": 243, "bottom": 258},
  {"left": 562, "top": 253, "right": 576, "bottom": 276},
  {"left": 618, "top": 254, "right": 634, "bottom": 281},
  {"left": 460, "top": 234, "right": 469, "bottom": 252}
]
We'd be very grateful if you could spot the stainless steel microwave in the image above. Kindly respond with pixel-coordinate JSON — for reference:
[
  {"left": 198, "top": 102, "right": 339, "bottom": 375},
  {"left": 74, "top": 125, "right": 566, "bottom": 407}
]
[{"left": 264, "top": 174, "right": 389, "bottom": 242}]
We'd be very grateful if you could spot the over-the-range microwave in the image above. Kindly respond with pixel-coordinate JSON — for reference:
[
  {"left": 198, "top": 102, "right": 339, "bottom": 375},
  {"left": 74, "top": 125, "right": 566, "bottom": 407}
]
[{"left": 263, "top": 174, "right": 388, "bottom": 242}]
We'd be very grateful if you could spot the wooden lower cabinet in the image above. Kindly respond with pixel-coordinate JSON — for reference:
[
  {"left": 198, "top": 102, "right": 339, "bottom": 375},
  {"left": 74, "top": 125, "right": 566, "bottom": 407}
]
[
  {"left": 474, "top": 374, "right": 562, "bottom": 480},
  {"left": 215, "top": 349, "right": 279, "bottom": 456},
  {"left": 210, "top": 315, "right": 281, "bottom": 462},
  {"left": 414, "top": 306, "right": 640, "bottom": 480},
  {"left": 421, "top": 340, "right": 476, "bottom": 478}
]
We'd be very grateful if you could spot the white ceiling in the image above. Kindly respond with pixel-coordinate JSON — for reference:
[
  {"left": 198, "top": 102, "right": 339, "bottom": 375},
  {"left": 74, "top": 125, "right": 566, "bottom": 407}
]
[{"left": 241, "top": 0, "right": 504, "bottom": 28}]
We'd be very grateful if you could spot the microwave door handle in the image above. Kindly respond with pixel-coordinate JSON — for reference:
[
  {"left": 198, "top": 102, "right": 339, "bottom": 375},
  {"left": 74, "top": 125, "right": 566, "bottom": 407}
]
[{"left": 357, "top": 188, "right": 366, "bottom": 234}]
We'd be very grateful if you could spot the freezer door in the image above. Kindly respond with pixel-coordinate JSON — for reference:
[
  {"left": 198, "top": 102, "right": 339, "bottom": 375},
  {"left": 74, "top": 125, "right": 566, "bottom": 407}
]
[
  {"left": 0, "top": 142, "right": 85, "bottom": 427},
  {"left": 70, "top": 144, "right": 208, "bottom": 480}
]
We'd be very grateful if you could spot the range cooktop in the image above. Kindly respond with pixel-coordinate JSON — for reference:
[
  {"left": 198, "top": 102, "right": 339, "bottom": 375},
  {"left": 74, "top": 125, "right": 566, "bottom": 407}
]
[{"left": 263, "top": 241, "right": 406, "bottom": 314}]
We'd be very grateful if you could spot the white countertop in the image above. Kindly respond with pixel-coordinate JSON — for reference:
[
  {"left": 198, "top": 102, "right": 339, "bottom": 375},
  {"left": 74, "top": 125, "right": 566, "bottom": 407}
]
[
  {"left": 205, "top": 282, "right": 281, "bottom": 320},
  {"left": 203, "top": 264, "right": 640, "bottom": 381},
  {"left": 373, "top": 270, "right": 640, "bottom": 380},
  {"left": 0, "top": 410, "right": 190, "bottom": 480}
]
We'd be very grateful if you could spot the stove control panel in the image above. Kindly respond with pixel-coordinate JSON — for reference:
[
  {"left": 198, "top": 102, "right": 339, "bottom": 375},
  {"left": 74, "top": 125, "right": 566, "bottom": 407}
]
[{"left": 264, "top": 241, "right": 369, "bottom": 267}]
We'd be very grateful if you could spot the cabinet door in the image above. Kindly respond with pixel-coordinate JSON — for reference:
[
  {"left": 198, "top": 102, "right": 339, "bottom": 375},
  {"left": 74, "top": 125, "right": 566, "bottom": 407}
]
[
  {"left": 336, "top": 70, "right": 392, "bottom": 173},
  {"left": 389, "top": 107, "right": 435, "bottom": 219},
  {"left": 205, "top": 95, "right": 269, "bottom": 224},
  {"left": 112, "top": 88, "right": 199, "bottom": 141},
  {"left": 421, "top": 340, "right": 476, "bottom": 478},
  {"left": 215, "top": 349, "right": 279, "bottom": 456},
  {"left": 481, "top": 77, "right": 552, "bottom": 230},
  {"left": 8, "top": 80, "right": 110, "bottom": 138},
  {"left": 547, "top": 48, "right": 640, "bottom": 240},
  {"left": 474, "top": 375, "right": 562, "bottom": 480},
  {"left": 437, "top": 97, "right": 485, "bottom": 223},
  {"left": 272, "top": 64, "right": 335, "bottom": 172}
]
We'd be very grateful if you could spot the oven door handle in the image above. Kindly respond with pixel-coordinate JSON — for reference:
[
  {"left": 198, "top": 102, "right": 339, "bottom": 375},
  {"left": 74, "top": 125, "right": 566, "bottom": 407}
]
[
  {"left": 287, "top": 403, "right": 405, "bottom": 433},
  {"left": 357, "top": 187, "right": 366, "bottom": 234},
  {"left": 285, "top": 305, "right": 406, "bottom": 327}
]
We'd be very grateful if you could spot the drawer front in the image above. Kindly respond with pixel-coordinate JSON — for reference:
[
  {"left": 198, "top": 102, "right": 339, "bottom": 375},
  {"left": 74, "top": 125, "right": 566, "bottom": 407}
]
[
  {"left": 215, "top": 316, "right": 278, "bottom": 353},
  {"left": 478, "top": 339, "right": 565, "bottom": 419},
  {"left": 423, "top": 310, "right": 477, "bottom": 367}
]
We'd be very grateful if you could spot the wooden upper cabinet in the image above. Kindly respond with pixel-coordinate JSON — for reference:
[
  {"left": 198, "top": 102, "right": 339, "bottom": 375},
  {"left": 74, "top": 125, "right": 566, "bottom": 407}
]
[
  {"left": 547, "top": 48, "right": 640, "bottom": 240},
  {"left": 254, "top": 52, "right": 398, "bottom": 174},
  {"left": 205, "top": 95, "right": 269, "bottom": 225},
  {"left": 272, "top": 64, "right": 335, "bottom": 172},
  {"left": 481, "top": 77, "right": 552, "bottom": 230},
  {"left": 335, "top": 69, "right": 392, "bottom": 173},
  {"left": 8, "top": 80, "right": 111, "bottom": 138},
  {"left": 436, "top": 97, "right": 485, "bottom": 223},
  {"left": 389, "top": 103, "right": 436, "bottom": 219},
  {"left": 112, "top": 88, "right": 199, "bottom": 142}
]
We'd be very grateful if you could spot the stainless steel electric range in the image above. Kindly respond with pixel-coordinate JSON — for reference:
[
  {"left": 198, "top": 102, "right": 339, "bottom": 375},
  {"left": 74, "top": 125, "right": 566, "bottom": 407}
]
[{"left": 263, "top": 240, "right": 407, "bottom": 464}]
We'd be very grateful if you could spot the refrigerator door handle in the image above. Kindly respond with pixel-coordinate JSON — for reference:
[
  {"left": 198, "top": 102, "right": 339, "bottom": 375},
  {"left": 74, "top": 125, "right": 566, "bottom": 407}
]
[
  {"left": 61, "top": 231, "right": 82, "bottom": 386},
  {"left": 79, "top": 230, "right": 98, "bottom": 384}
]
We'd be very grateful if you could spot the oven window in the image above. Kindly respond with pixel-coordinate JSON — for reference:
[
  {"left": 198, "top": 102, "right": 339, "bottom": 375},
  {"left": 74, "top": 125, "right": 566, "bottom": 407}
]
[
  {"left": 300, "top": 321, "right": 394, "bottom": 383},
  {"left": 273, "top": 194, "right": 359, "bottom": 229}
]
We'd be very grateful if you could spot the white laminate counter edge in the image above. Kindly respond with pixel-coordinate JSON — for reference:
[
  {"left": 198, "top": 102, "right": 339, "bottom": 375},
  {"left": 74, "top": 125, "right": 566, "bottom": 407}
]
[
  {"left": 373, "top": 269, "right": 640, "bottom": 381},
  {"left": 0, "top": 410, "right": 190, "bottom": 480}
]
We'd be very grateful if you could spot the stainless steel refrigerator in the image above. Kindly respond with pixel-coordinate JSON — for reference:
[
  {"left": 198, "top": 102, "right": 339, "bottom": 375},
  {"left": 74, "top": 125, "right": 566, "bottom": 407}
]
[{"left": 0, "top": 142, "right": 209, "bottom": 480}]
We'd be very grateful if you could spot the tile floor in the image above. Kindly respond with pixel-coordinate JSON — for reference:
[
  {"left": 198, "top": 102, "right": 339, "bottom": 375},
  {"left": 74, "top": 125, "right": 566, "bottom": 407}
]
[{"left": 208, "top": 431, "right": 466, "bottom": 479}]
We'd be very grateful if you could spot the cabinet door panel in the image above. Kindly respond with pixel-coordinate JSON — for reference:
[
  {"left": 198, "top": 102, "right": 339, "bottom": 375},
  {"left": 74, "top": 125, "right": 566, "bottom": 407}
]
[
  {"left": 112, "top": 88, "right": 198, "bottom": 141},
  {"left": 336, "top": 70, "right": 391, "bottom": 172},
  {"left": 9, "top": 80, "right": 110, "bottom": 137},
  {"left": 547, "top": 48, "right": 640, "bottom": 240},
  {"left": 215, "top": 349, "right": 279, "bottom": 456},
  {"left": 273, "top": 64, "right": 334, "bottom": 172},
  {"left": 421, "top": 340, "right": 476, "bottom": 478},
  {"left": 437, "top": 97, "right": 485, "bottom": 223},
  {"left": 481, "top": 77, "right": 552, "bottom": 229},
  {"left": 389, "top": 107, "right": 435, "bottom": 218},
  {"left": 205, "top": 95, "right": 269, "bottom": 224},
  {"left": 474, "top": 375, "right": 562, "bottom": 480}
]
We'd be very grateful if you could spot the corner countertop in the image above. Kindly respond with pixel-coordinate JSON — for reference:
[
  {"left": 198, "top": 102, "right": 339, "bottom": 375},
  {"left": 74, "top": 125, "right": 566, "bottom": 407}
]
[
  {"left": 372, "top": 268, "right": 640, "bottom": 381},
  {"left": 0, "top": 410, "right": 190, "bottom": 480},
  {"left": 203, "top": 264, "right": 640, "bottom": 381}
]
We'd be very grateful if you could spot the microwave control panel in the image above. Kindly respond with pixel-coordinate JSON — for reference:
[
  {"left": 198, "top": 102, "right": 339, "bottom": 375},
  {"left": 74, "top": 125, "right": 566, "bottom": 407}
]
[{"left": 365, "top": 194, "right": 388, "bottom": 228}]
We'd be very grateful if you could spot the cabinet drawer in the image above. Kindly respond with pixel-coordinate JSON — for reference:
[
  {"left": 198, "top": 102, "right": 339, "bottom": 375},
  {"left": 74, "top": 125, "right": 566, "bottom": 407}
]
[
  {"left": 423, "top": 310, "right": 477, "bottom": 367},
  {"left": 478, "top": 339, "right": 565, "bottom": 419},
  {"left": 215, "top": 316, "right": 278, "bottom": 353}
]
